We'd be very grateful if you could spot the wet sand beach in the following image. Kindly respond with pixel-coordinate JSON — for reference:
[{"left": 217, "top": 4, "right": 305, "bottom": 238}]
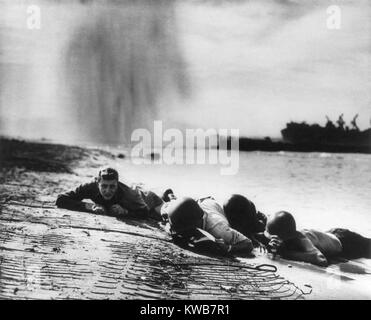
[{"left": 1, "top": 137, "right": 371, "bottom": 300}]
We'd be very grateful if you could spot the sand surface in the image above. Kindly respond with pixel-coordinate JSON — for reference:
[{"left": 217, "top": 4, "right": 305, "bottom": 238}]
[{"left": 1, "top": 137, "right": 370, "bottom": 300}]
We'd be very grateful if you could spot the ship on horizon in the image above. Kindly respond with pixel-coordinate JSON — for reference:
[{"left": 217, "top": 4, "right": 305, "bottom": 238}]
[
  {"left": 281, "top": 114, "right": 371, "bottom": 153},
  {"left": 223, "top": 114, "right": 371, "bottom": 154}
]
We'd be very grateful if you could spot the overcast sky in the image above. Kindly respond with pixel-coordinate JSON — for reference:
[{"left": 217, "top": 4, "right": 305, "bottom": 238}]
[
  {"left": 166, "top": 0, "right": 371, "bottom": 137},
  {"left": 0, "top": 0, "right": 370, "bottom": 141}
]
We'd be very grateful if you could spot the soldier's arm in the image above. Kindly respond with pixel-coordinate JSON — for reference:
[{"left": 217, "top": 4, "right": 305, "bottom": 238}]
[
  {"left": 281, "top": 236, "right": 328, "bottom": 267},
  {"left": 56, "top": 183, "right": 94, "bottom": 212}
]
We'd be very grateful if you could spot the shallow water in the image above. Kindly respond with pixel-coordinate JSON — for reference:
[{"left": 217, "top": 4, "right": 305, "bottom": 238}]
[{"left": 112, "top": 150, "right": 371, "bottom": 235}]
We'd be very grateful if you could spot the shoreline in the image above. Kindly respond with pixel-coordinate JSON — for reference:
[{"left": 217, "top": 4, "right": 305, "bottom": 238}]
[
  {"left": 224, "top": 137, "right": 371, "bottom": 154},
  {"left": 1, "top": 136, "right": 371, "bottom": 300},
  {"left": 3, "top": 134, "right": 370, "bottom": 156}
]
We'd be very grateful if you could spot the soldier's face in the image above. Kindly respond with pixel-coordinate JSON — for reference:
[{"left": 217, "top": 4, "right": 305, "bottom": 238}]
[{"left": 98, "top": 179, "right": 118, "bottom": 200}]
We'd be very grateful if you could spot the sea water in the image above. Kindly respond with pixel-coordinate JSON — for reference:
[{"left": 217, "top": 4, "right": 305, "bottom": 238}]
[{"left": 114, "top": 150, "right": 371, "bottom": 236}]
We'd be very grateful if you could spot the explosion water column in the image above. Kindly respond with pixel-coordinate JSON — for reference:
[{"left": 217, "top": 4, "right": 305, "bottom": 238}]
[
  {"left": 0, "top": 0, "right": 190, "bottom": 145},
  {"left": 65, "top": 0, "right": 190, "bottom": 144}
]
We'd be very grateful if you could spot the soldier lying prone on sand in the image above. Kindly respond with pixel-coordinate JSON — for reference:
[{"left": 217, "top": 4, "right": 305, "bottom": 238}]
[
  {"left": 160, "top": 193, "right": 255, "bottom": 255},
  {"left": 255, "top": 211, "right": 371, "bottom": 267},
  {"left": 56, "top": 167, "right": 164, "bottom": 220}
]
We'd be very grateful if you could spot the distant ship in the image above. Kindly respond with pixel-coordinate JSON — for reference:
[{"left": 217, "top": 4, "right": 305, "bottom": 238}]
[
  {"left": 221, "top": 114, "right": 371, "bottom": 154},
  {"left": 281, "top": 114, "right": 371, "bottom": 153}
]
